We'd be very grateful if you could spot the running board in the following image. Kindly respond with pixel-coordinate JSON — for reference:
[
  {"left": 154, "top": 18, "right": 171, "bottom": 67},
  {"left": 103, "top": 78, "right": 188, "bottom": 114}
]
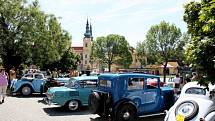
[{"left": 139, "top": 112, "right": 165, "bottom": 118}]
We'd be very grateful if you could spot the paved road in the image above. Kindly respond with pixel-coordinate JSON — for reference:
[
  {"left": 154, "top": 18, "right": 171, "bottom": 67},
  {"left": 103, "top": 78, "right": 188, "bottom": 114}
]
[{"left": 0, "top": 94, "right": 164, "bottom": 121}]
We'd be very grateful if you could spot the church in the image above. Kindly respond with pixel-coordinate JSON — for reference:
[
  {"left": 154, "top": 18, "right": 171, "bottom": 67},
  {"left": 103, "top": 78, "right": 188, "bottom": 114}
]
[{"left": 72, "top": 19, "right": 94, "bottom": 73}]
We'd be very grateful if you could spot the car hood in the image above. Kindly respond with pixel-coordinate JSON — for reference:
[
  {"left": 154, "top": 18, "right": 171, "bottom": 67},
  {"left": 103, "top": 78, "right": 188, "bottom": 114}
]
[{"left": 47, "top": 86, "right": 76, "bottom": 94}]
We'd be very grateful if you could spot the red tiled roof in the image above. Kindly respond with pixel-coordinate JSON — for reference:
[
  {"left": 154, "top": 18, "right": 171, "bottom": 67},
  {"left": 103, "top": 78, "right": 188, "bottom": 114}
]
[{"left": 72, "top": 47, "right": 83, "bottom": 51}]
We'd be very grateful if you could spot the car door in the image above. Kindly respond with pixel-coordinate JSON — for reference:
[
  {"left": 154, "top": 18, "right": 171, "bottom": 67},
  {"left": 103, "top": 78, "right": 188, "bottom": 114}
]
[
  {"left": 32, "top": 74, "right": 44, "bottom": 92},
  {"left": 143, "top": 77, "right": 161, "bottom": 113},
  {"left": 78, "top": 79, "right": 98, "bottom": 105},
  {"left": 125, "top": 76, "right": 145, "bottom": 113}
]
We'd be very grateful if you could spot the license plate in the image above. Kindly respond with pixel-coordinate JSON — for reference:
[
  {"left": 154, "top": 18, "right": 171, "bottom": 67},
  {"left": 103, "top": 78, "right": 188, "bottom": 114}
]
[{"left": 176, "top": 114, "right": 185, "bottom": 121}]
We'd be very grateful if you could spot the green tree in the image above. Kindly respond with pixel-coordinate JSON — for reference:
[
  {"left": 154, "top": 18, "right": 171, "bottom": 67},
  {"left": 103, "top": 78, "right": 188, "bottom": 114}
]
[
  {"left": 184, "top": 0, "right": 215, "bottom": 84},
  {"left": 49, "top": 48, "right": 80, "bottom": 72},
  {"left": 136, "top": 42, "right": 147, "bottom": 68},
  {"left": 0, "top": 0, "right": 74, "bottom": 71},
  {"left": 145, "top": 21, "right": 182, "bottom": 82},
  {"left": 92, "top": 34, "right": 132, "bottom": 72}
]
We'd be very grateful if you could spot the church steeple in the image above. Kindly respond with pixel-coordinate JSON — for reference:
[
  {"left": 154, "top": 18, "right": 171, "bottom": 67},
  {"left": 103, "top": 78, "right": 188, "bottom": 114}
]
[
  {"left": 84, "top": 18, "right": 91, "bottom": 38},
  {"left": 90, "top": 23, "right": 92, "bottom": 36}
]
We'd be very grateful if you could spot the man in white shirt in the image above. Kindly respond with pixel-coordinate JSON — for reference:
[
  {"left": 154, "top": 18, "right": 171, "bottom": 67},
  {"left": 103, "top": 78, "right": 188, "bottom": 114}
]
[{"left": 173, "top": 74, "right": 181, "bottom": 92}]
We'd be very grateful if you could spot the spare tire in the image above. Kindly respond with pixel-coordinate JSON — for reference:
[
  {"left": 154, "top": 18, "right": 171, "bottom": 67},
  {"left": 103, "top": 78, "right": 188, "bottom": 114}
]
[
  {"left": 175, "top": 100, "right": 199, "bottom": 121},
  {"left": 88, "top": 92, "right": 101, "bottom": 114}
]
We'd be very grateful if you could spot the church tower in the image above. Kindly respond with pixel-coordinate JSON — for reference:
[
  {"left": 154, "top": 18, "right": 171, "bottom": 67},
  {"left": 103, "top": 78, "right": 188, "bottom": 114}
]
[{"left": 82, "top": 18, "right": 93, "bottom": 71}]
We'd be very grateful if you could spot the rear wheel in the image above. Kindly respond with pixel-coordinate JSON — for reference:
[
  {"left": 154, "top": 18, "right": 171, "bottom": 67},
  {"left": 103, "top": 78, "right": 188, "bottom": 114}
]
[
  {"left": 20, "top": 85, "right": 32, "bottom": 96},
  {"left": 115, "top": 104, "right": 136, "bottom": 121}
]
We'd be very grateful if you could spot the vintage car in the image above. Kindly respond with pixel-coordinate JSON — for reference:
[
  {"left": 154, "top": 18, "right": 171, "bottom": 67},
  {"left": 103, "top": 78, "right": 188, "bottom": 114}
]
[
  {"left": 44, "top": 76, "right": 98, "bottom": 111},
  {"left": 10, "top": 73, "right": 46, "bottom": 96},
  {"left": 43, "top": 77, "right": 70, "bottom": 92},
  {"left": 88, "top": 73, "right": 175, "bottom": 121},
  {"left": 164, "top": 82, "right": 215, "bottom": 121},
  {"left": 11, "top": 73, "right": 71, "bottom": 96}
]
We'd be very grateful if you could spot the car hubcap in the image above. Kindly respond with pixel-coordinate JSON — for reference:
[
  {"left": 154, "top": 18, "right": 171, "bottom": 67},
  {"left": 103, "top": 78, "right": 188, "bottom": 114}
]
[
  {"left": 122, "top": 111, "right": 130, "bottom": 120},
  {"left": 177, "top": 102, "right": 195, "bottom": 117},
  {"left": 22, "top": 87, "right": 31, "bottom": 95},
  {"left": 68, "top": 100, "right": 79, "bottom": 111}
]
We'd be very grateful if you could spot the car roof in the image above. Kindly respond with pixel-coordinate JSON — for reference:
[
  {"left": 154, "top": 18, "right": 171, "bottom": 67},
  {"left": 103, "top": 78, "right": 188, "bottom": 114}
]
[
  {"left": 99, "top": 73, "right": 160, "bottom": 78},
  {"left": 181, "top": 81, "right": 215, "bottom": 94},
  {"left": 71, "top": 76, "right": 98, "bottom": 81}
]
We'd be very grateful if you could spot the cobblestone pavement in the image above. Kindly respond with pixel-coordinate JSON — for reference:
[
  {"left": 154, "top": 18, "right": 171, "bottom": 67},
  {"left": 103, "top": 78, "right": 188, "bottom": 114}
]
[{"left": 0, "top": 94, "right": 164, "bottom": 121}]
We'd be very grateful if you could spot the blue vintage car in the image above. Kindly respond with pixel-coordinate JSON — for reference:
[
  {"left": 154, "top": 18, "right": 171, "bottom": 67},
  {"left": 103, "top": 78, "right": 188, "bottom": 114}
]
[
  {"left": 44, "top": 76, "right": 98, "bottom": 111},
  {"left": 88, "top": 73, "right": 175, "bottom": 121},
  {"left": 10, "top": 73, "right": 70, "bottom": 96},
  {"left": 10, "top": 73, "right": 46, "bottom": 96}
]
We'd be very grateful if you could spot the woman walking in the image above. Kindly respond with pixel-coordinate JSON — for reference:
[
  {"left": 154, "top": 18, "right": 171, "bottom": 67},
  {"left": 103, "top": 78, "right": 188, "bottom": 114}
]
[{"left": 0, "top": 67, "right": 8, "bottom": 104}]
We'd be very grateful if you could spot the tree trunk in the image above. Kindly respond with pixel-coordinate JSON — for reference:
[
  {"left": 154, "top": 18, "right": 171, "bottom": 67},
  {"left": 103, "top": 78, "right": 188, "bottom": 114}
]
[
  {"left": 163, "top": 61, "right": 168, "bottom": 83},
  {"left": 108, "top": 63, "right": 111, "bottom": 72}
]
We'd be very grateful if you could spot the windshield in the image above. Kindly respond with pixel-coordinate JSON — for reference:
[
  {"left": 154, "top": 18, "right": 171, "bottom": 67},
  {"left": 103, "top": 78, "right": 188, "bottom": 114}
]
[{"left": 65, "top": 78, "right": 78, "bottom": 88}]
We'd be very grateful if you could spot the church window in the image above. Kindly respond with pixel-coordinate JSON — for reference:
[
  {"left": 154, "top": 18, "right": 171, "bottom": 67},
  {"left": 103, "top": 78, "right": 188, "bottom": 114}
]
[
  {"left": 85, "top": 43, "right": 88, "bottom": 47},
  {"left": 85, "top": 54, "right": 87, "bottom": 58},
  {"left": 85, "top": 60, "right": 88, "bottom": 64}
]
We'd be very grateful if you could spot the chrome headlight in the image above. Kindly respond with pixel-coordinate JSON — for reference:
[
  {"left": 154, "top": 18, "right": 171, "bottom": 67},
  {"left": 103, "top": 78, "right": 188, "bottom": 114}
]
[{"left": 175, "top": 100, "right": 199, "bottom": 120}]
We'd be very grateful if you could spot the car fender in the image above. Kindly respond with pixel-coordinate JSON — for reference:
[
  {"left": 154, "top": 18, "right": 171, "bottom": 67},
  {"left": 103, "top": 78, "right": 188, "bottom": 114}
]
[
  {"left": 204, "top": 111, "right": 215, "bottom": 121},
  {"left": 114, "top": 99, "right": 137, "bottom": 115},
  {"left": 14, "top": 81, "right": 34, "bottom": 92}
]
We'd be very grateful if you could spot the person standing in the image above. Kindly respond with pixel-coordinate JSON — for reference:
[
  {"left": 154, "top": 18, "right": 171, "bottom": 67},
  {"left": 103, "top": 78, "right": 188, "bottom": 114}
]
[
  {"left": 191, "top": 72, "right": 198, "bottom": 81},
  {"left": 52, "top": 68, "right": 58, "bottom": 78},
  {"left": 173, "top": 74, "right": 181, "bottom": 92},
  {"left": 184, "top": 74, "right": 191, "bottom": 84},
  {"left": 0, "top": 67, "right": 8, "bottom": 104},
  {"left": 9, "top": 67, "right": 16, "bottom": 88}
]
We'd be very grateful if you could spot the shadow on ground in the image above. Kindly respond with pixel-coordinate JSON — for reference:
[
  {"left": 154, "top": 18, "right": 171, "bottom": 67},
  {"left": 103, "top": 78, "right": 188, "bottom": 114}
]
[
  {"left": 90, "top": 114, "right": 165, "bottom": 121},
  {"left": 8, "top": 93, "right": 46, "bottom": 98},
  {"left": 43, "top": 106, "right": 90, "bottom": 116}
]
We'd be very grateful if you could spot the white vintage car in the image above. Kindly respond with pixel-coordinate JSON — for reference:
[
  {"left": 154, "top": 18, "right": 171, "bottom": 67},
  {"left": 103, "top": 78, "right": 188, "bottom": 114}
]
[{"left": 164, "top": 81, "right": 215, "bottom": 121}]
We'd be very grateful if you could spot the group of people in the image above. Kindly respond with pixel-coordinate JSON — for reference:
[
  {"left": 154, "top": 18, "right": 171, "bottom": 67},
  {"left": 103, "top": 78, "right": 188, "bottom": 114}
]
[
  {"left": 0, "top": 66, "right": 23, "bottom": 104},
  {"left": 173, "top": 72, "right": 198, "bottom": 92}
]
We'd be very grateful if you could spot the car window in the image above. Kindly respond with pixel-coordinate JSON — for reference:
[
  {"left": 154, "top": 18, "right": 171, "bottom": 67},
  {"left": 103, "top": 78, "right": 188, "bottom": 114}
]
[
  {"left": 128, "top": 77, "right": 144, "bottom": 90},
  {"left": 24, "top": 74, "right": 33, "bottom": 78},
  {"left": 83, "top": 80, "right": 98, "bottom": 88},
  {"left": 185, "top": 87, "right": 206, "bottom": 95},
  {"left": 99, "top": 79, "right": 111, "bottom": 87},
  {"left": 65, "top": 78, "right": 78, "bottom": 88},
  {"left": 146, "top": 78, "right": 158, "bottom": 89},
  {"left": 35, "top": 74, "right": 43, "bottom": 79}
]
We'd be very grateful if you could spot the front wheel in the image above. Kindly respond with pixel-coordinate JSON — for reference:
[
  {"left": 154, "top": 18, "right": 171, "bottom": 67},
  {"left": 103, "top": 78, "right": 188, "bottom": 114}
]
[
  {"left": 20, "top": 85, "right": 32, "bottom": 96},
  {"left": 115, "top": 104, "right": 136, "bottom": 121},
  {"left": 66, "top": 100, "right": 80, "bottom": 111}
]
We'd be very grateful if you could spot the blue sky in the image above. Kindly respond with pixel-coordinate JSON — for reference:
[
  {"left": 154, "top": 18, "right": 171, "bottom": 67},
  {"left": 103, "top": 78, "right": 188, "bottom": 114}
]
[{"left": 36, "top": 0, "right": 198, "bottom": 47}]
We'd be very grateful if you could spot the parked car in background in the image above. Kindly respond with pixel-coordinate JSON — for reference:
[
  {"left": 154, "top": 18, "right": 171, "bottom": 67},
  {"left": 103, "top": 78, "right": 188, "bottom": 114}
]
[
  {"left": 11, "top": 72, "right": 71, "bottom": 96},
  {"left": 43, "top": 77, "right": 70, "bottom": 93},
  {"left": 44, "top": 76, "right": 98, "bottom": 111},
  {"left": 88, "top": 73, "right": 175, "bottom": 121},
  {"left": 10, "top": 73, "right": 46, "bottom": 96},
  {"left": 165, "top": 82, "right": 215, "bottom": 121}
]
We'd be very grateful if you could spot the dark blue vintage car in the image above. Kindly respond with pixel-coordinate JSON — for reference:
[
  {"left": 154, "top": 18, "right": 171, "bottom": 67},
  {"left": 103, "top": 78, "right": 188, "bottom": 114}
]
[{"left": 88, "top": 73, "right": 175, "bottom": 121}]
